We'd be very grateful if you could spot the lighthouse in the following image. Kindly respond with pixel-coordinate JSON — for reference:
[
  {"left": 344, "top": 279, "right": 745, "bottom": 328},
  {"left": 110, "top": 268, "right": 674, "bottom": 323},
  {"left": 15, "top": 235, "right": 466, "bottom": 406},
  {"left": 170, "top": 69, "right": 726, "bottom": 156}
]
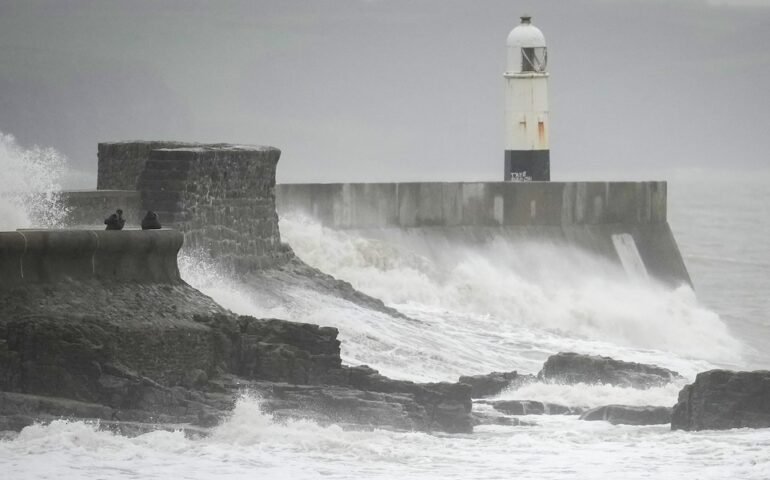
[{"left": 504, "top": 16, "right": 550, "bottom": 181}]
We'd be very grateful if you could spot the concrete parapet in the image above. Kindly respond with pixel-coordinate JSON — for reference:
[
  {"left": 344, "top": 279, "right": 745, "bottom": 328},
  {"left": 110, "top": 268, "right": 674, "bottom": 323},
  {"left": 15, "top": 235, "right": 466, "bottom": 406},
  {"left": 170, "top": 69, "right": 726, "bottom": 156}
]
[
  {"left": 276, "top": 181, "right": 667, "bottom": 229},
  {"left": 0, "top": 230, "right": 182, "bottom": 286}
]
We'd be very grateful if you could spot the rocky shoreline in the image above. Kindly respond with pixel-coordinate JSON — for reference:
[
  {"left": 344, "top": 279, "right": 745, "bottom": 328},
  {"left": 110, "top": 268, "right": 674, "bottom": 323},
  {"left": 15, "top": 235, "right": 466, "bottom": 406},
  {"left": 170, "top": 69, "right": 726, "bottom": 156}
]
[
  {"left": 0, "top": 275, "right": 473, "bottom": 434},
  {"left": 0, "top": 258, "right": 767, "bottom": 436},
  {"left": 3, "top": 281, "right": 768, "bottom": 438}
]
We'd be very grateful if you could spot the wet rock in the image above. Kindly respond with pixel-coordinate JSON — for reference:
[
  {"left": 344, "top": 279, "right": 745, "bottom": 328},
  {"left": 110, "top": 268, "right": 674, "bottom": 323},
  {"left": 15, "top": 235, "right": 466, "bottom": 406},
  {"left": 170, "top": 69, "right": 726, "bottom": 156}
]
[
  {"left": 487, "top": 399, "right": 581, "bottom": 415},
  {"left": 0, "top": 304, "right": 471, "bottom": 434},
  {"left": 0, "top": 391, "right": 114, "bottom": 420},
  {"left": 470, "top": 411, "right": 534, "bottom": 427},
  {"left": 230, "top": 316, "right": 342, "bottom": 385},
  {"left": 458, "top": 371, "right": 535, "bottom": 398},
  {"left": 580, "top": 405, "right": 672, "bottom": 425},
  {"left": 0, "top": 414, "right": 35, "bottom": 432},
  {"left": 259, "top": 383, "right": 424, "bottom": 431},
  {"left": 538, "top": 352, "right": 683, "bottom": 389},
  {"left": 0, "top": 275, "right": 472, "bottom": 434},
  {"left": 322, "top": 365, "right": 473, "bottom": 433},
  {"left": 181, "top": 369, "right": 209, "bottom": 389},
  {"left": 671, "top": 369, "right": 770, "bottom": 431}
]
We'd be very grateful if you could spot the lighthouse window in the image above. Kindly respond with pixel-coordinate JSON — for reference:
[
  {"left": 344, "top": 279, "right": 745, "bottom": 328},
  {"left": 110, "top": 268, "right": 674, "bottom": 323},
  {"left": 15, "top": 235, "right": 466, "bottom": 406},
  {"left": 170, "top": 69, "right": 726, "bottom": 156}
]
[{"left": 521, "top": 47, "right": 547, "bottom": 73}]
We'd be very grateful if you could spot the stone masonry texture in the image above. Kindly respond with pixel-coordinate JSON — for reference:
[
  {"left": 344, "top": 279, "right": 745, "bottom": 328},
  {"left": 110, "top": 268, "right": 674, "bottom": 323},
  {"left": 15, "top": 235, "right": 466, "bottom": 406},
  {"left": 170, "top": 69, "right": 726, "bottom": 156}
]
[{"left": 136, "top": 144, "right": 289, "bottom": 274}]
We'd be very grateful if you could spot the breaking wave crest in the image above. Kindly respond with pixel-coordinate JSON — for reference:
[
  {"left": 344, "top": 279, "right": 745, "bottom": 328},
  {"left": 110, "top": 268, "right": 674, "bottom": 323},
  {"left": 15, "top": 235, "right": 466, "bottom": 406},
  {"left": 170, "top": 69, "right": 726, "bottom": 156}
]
[{"left": 279, "top": 214, "right": 743, "bottom": 367}]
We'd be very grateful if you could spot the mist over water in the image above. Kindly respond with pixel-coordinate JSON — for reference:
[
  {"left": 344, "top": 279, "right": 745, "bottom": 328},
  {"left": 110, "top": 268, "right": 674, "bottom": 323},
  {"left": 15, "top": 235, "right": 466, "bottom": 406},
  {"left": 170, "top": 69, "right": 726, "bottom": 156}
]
[{"left": 0, "top": 131, "right": 69, "bottom": 230}]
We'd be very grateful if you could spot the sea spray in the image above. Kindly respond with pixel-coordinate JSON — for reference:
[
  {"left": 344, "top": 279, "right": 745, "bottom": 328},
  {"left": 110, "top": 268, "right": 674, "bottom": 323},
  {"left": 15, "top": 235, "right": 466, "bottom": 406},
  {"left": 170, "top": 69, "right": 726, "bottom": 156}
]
[
  {"left": 178, "top": 249, "right": 290, "bottom": 319},
  {"left": 0, "top": 132, "right": 69, "bottom": 229},
  {"left": 178, "top": 212, "right": 741, "bottom": 384},
  {"left": 495, "top": 381, "right": 685, "bottom": 409},
  {"left": 279, "top": 214, "right": 743, "bottom": 366}
]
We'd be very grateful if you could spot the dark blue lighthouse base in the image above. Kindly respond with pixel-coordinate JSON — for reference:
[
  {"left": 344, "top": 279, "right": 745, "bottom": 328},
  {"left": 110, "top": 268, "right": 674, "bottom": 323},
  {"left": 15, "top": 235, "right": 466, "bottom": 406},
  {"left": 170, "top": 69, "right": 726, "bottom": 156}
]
[{"left": 504, "top": 150, "right": 550, "bottom": 181}]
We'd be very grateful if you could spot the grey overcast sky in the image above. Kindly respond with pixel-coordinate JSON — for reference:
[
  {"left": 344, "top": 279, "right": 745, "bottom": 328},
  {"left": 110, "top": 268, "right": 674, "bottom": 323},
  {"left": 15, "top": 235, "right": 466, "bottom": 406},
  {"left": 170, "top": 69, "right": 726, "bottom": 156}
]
[{"left": 0, "top": 0, "right": 768, "bottom": 185}]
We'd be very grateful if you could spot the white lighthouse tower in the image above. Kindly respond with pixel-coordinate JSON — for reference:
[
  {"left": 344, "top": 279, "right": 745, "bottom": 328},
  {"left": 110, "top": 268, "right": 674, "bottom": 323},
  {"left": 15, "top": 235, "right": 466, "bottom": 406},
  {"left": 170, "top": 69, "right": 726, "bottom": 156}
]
[{"left": 504, "top": 15, "right": 550, "bottom": 181}]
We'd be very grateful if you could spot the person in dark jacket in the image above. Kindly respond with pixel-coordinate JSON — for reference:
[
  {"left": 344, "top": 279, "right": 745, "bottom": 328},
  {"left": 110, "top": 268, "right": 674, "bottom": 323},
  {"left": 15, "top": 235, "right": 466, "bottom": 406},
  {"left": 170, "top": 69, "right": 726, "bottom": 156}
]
[
  {"left": 104, "top": 209, "right": 125, "bottom": 230},
  {"left": 141, "top": 211, "right": 162, "bottom": 230}
]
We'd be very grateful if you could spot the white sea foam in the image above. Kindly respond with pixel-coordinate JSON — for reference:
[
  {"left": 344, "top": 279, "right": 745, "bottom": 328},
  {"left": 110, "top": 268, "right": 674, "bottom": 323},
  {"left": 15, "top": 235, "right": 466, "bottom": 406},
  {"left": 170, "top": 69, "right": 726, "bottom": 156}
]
[
  {"left": 179, "top": 250, "right": 290, "bottom": 319},
  {"left": 176, "top": 214, "right": 743, "bottom": 385},
  {"left": 3, "top": 396, "right": 770, "bottom": 480},
  {"left": 496, "top": 381, "right": 685, "bottom": 409},
  {"left": 278, "top": 214, "right": 744, "bottom": 367},
  {"left": 0, "top": 131, "right": 69, "bottom": 230}
]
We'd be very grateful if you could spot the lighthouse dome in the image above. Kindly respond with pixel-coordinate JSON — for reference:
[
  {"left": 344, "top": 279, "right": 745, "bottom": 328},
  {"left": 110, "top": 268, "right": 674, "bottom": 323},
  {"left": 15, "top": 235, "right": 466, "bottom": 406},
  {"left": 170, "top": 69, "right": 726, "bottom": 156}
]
[
  {"left": 506, "top": 16, "right": 547, "bottom": 74},
  {"left": 507, "top": 16, "right": 546, "bottom": 48}
]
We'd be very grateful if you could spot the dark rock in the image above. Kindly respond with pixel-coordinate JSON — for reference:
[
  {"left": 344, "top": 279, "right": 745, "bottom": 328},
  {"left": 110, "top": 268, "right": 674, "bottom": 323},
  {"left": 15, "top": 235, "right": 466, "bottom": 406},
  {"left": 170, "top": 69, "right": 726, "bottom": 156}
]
[
  {"left": 470, "top": 411, "right": 534, "bottom": 427},
  {"left": 320, "top": 365, "right": 473, "bottom": 433},
  {"left": 458, "top": 371, "right": 535, "bottom": 398},
  {"left": 0, "top": 391, "right": 114, "bottom": 420},
  {"left": 538, "top": 352, "right": 684, "bottom": 389},
  {"left": 486, "top": 399, "right": 582, "bottom": 415},
  {"left": 0, "top": 284, "right": 471, "bottom": 434},
  {"left": 0, "top": 414, "right": 35, "bottom": 432},
  {"left": 671, "top": 369, "right": 770, "bottom": 431},
  {"left": 580, "top": 405, "right": 672, "bottom": 425}
]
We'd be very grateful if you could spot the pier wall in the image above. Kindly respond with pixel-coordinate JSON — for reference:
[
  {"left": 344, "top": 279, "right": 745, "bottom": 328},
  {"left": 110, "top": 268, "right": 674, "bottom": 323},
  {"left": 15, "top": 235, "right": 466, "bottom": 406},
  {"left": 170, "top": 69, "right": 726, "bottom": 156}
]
[
  {"left": 275, "top": 182, "right": 691, "bottom": 286},
  {"left": 276, "top": 182, "right": 667, "bottom": 228}
]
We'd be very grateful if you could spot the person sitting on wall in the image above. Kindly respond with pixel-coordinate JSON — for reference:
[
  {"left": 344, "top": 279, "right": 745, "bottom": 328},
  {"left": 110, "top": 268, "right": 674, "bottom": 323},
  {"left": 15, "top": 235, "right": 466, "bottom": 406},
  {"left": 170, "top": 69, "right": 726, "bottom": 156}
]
[
  {"left": 141, "top": 211, "right": 162, "bottom": 230},
  {"left": 104, "top": 209, "right": 125, "bottom": 230}
]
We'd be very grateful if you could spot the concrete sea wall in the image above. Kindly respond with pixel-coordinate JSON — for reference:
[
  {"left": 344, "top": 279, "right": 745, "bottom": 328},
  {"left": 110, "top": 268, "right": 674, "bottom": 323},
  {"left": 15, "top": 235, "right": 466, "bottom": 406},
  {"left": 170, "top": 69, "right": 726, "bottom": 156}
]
[
  {"left": 0, "top": 229, "right": 182, "bottom": 286},
  {"left": 275, "top": 181, "right": 691, "bottom": 286},
  {"left": 276, "top": 181, "right": 667, "bottom": 228}
]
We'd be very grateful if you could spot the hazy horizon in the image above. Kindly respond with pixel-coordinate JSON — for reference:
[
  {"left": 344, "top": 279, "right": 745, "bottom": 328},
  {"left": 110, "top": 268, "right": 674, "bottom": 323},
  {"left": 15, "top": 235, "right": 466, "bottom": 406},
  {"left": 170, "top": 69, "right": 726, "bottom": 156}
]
[{"left": 1, "top": 0, "right": 768, "bottom": 187}]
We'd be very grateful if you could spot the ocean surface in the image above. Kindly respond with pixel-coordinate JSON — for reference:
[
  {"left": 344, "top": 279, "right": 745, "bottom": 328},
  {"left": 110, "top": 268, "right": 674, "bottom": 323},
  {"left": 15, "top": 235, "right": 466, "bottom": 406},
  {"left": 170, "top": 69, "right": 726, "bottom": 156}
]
[{"left": 1, "top": 134, "right": 769, "bottom": 479}]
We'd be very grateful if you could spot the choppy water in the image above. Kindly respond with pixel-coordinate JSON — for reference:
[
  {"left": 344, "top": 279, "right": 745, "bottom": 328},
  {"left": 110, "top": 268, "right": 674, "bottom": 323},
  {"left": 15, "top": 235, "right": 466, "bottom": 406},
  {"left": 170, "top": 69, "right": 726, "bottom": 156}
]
[{"left": 1, "top": 133, "right": 769, "bottom": 478}]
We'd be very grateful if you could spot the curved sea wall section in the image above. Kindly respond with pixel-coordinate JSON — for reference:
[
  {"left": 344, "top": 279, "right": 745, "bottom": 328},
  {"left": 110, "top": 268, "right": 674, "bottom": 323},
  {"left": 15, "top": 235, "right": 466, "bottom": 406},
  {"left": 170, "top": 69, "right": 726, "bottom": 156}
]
[
  {"left": 0, "top": 229, "right": 182, "bottom": 286},
  {"left": 275, "top": 181, "right": 691, "bottom": 287}
]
